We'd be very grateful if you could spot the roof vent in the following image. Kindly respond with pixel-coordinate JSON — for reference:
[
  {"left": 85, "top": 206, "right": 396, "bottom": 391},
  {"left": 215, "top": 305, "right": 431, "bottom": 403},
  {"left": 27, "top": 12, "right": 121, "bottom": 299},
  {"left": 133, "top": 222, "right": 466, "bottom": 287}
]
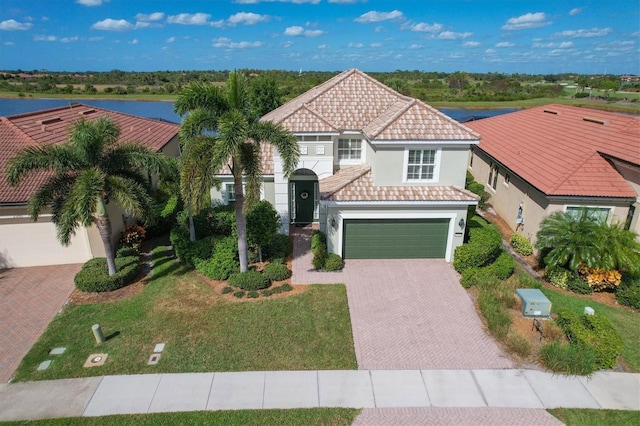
[
  {"left": 80, "top": 109, "right": 96, "bottom": 115},
  {"left": 543, "top": 109, "right": 559, "bottom": 115},
  {"left": 583, "top": 117, "right": 608, "bottom": 125},
  {"left": 37, "top": 117, "right": 62, "bottom": 125}
]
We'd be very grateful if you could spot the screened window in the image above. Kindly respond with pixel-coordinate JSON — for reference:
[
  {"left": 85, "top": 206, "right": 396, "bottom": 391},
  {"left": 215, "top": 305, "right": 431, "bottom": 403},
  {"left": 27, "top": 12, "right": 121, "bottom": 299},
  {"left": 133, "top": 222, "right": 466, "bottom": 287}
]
[
  {"left": 338, "top": 139, "right": 362, "bottom": 160},
  {"left": 406, "top": 149, "right": 437, "bottom": 181},
  {"left": 226, "top": 184, "right": 235, "bottom": 203},
  {"left": 488, "top": 163, "right": 499, "bottom": 190},
  {"left": 566, "top": 206, "right": 611, "bottom": 223}
]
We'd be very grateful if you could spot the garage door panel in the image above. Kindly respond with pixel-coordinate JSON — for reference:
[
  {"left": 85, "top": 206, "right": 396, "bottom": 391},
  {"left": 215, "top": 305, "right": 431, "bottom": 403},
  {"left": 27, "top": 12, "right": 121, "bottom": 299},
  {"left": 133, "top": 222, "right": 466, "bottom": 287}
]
[{"left": 343, "top": 219, "right": 449, "bottom": 259}]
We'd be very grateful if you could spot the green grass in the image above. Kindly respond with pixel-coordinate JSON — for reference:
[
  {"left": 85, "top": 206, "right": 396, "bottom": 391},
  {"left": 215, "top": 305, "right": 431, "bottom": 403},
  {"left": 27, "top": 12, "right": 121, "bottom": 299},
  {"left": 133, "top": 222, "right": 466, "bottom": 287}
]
[
  {"left": 2, "top": 408, "right": 360, "bottom": 425},
  {"left": 433, "top": 97, "right": 640, "bottom": 114},
  {"left": 13, "top": 247, "right": 356, "bottom": 382},
  {"left": 547, "top": 408, "right": 640, "bottom": 426}
]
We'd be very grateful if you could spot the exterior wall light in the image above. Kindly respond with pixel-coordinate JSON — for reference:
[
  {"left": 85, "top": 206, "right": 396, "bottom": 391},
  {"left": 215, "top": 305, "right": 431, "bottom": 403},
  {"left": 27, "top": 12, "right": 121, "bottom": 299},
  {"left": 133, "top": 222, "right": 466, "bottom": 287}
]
[{"left": 458, "top": 218, "right": 465, "bottom": 229}]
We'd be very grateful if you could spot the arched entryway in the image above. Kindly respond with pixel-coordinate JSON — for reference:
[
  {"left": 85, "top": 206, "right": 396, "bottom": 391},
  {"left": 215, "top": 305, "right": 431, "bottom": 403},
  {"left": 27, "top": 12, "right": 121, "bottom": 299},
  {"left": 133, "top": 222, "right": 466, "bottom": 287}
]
[{"left": 290, "top": 168, "right": 319, "bottom": 225}]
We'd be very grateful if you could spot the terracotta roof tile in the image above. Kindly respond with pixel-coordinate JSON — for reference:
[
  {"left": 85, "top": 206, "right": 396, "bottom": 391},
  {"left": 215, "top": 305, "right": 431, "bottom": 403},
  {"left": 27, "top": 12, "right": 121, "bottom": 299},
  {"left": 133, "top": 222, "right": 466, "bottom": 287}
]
[
  {"left": 1, "top": 103, "right": 179, "bottom": 204},
  {"left": 320, "top": 165, "right": 479, "bottom": 203},
  {"left": 467, "top": 104, "right": 638, "bottom": 198}
]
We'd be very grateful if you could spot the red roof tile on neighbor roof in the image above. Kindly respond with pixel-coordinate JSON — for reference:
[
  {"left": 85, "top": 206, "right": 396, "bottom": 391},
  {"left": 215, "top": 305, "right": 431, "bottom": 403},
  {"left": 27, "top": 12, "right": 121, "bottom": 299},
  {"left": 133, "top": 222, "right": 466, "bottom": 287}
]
[
  {"left": 466, "top": 104, "right": 639, "bottom": 198},
  {"left": 0, "top": 103, "right": 179, "bottom": 204},
  {"left": 262, "top": 69, "right": 479, "bottom": 142}
]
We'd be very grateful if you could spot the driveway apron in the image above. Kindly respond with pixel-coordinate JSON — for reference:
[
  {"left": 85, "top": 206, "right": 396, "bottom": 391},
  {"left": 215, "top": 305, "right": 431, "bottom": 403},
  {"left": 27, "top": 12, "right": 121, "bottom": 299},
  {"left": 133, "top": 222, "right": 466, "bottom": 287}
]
[
  {"left": 292, "top": 228, "right": 512, "bottom": 370},
  {"left": 0, "top": 264, "right": 81, "bottom": 383}
]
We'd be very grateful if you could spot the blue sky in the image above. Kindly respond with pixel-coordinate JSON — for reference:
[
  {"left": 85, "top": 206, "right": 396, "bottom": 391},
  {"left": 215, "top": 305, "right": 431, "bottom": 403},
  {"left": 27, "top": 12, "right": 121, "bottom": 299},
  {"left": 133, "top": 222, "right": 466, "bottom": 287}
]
[{"left": 0, "top": 0, "right": 638, "bottom": 74}]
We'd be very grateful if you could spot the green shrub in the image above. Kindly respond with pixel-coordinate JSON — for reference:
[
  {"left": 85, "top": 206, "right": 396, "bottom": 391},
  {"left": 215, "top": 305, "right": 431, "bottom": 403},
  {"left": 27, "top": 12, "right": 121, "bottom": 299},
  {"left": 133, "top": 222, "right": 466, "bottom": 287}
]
[
  {"left": 209, "top": 205, "right": 236, "bottom": 236},
  {"left": 478, "top": 289, "right": 511, "bottom": 339},
  {"left": 169, "top": 228, "right": 218, "bottom": 268},
  {"left": 490, "top": 251, "right": 515, "bottom": 280},
  {"left": 555, "top": 310, "right": 623, "bottom": 370},
  {"left": 539, "top": 341, "right": 597, "bottom": 375},
  {"left": 567, "top": 276, "right": 593, "bottom": 295},
  {"left": 74, "top": 256, "right": 141, "bottom": 292},
  {"left": 616, "top": 274, "right": 640, "bottom": 309},
  {"left": 311, "top": 230, "right": 326, "bottom": 252},
  {"left": 460, "top": 266, "right": 495, "bottom": 288},
  {"left": 280, "top": 283, "right": 293, "bottom": 292},
  {"left": 265, "top": 233, "right": 292, "bottom": 260},
  {"left": 229, "top": 270, "right": 271, "bottom": 291},
  {"left": 324, "top": 253, "right": 344, "bottom": 271},
  {"left": 262, "top": 263, "right": 292, "bottom": 281},
  {"left": 116, "top": 246, "right": 139, "bottom": 258},
  {"left": 545, "top": 266, "right": 571, "bottom": 290},
  {"left": 510, "top": 233, "right": 533, "bottom": 256},
  {"left": 453, "top": 225, "right": 502, "bottom": 273},
  {"left": 263, "top": 283, "right": 294, "bottom": 297},
  {"left": 465, "top": 173, "right": 490, "bottom": 209},
  {"left": 233, "top": 291, "right": 245, "bottom": 298},
  {"left": 312, "top": 245, "right": 327, "bottom": 270},
  {"left": 247, "top": 290, "right": 259, "bottom": 299},
  {"left": 506, "top": 332, "right": 532, "bottom": 357},
  {"left": 195, "top": 236, "right": 239, "bottom": 280},
  {"left": 221, "top": 286, "right": 233, "bottom": 294}
]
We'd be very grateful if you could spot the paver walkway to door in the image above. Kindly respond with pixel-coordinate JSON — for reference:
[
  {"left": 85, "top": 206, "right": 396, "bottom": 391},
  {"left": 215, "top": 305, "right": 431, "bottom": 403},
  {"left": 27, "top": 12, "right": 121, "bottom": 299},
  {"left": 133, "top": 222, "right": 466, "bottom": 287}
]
[
  {"left": 292, "top": 227, "right": 513, "bottom": 370},
  {"left": 0, "top": 264, "right": 81, "bottom": 383}
]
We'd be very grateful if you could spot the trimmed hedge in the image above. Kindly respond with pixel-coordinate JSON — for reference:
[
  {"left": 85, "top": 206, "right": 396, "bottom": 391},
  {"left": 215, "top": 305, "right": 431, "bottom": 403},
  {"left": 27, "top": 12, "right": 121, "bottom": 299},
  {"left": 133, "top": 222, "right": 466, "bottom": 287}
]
[
  {"left": 555, "top": 310, "right": 623, "bottom": 370},
  {"left": 262, "top": 263, "right": 292, "bottom": 281},
  {"left": 74, "top": 256, "right": 141, "bottom": 292},
  {"left": 195, "top": 236, "right": 239, "bottom": 280},
  {"left": 490, "top": 251, "right": 515, "bottom": 280},
  {"left": 265, "top": 233, "right": 292, "bottom": 260},
  {"left": 510, "top": 233, "right": 534, "bottom": 256},
  {"left": 567, "top": 276, "right": 593, "bottom": 295},
  {"left": 453, "top": 224, "right": 502, "bottom": 273},
  {"left": 311, "top": 230, "right": 328, "bottom": 270},
  {"left": 169, "top": 227, "right": 217, "bottom": 268},
  {"left": 460, "top": 266, "right": 495, "bottom": 288},
  {"left": 324, "top": 253, "right": 344, "bottom": 271},
  {"left": 616, "top": 274, "right": 640, "bottom": 309},
  {"left": 229, "top": 270, "right": 271, "bottom": 291},
  {"left": 116, "top": 246, "right": 139, "bottom": 258}
]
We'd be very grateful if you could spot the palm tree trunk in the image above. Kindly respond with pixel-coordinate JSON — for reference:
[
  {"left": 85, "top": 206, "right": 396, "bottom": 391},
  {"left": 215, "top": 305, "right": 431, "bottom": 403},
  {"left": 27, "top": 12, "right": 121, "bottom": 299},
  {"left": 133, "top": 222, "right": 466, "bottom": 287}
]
[
  {"left": 234, "top": 176, "right": 249, "bottom": 272},
  {"left": 188, "top": 207, "right": 196, "bottom": 241},
  {"left": 95, "top": 212, "right": 117, "bottom": 276}
]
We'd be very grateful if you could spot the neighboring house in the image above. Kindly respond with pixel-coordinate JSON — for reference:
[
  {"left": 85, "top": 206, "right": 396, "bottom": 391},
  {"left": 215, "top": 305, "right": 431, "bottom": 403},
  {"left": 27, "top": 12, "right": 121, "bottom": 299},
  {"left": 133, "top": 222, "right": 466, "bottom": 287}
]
[
  {"left": 211, "top": 69, "right": 480, "bottom": 261},
  {"left": 0, "top": 103, "right": 180, "bottom": 268},
  {"left": 466, "top": 104, "right": 640, "bottom": 244}
]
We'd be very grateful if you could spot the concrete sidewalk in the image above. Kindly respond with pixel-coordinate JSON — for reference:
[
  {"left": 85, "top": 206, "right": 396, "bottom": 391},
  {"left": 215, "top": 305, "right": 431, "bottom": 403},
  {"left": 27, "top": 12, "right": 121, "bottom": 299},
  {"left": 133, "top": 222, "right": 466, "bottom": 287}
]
[{"left": 0, "top": 369, "right": 638, "bottom": 421}]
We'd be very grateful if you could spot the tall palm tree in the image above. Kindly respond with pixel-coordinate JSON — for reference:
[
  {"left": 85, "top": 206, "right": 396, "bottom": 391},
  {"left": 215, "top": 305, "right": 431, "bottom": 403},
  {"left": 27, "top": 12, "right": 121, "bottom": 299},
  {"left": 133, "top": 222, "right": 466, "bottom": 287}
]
[
  {"left": 6, "top": 117, "right": 172, "bottom": 275},
  {"left": 175, "top": 71, "right": 299, "bottom": 272}
]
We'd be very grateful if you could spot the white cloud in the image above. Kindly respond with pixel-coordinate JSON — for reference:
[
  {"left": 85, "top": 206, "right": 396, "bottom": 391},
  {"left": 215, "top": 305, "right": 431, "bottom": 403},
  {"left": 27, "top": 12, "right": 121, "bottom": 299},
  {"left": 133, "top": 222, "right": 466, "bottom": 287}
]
[
  {"left": 34, "top": 35, "right": 57, "bottom": 41},
  {"left": 438, "top": 31, "right": 472, "bottom": 40},
  {"left": 167, "top": 13, "right": 213, "bottom": 26},
  {"left": 355, "top": 10, "right": 403, "bottom": 24},
  {"left": 348, "top": 42, "right": 364, "bottom": 48},
  {"left": 568, "top": 8, "right": 582, "bottom": 16},
  {"left": 4, "top": 41, "right": 15, "bottom": 45},
  {"left": 212, "top": 37, "right": 263, "bottom": 48},
  {"left": 281, "top": 41, "right": 293, "bottom": 48},
  {"left": 92, "top": 18, "right": 134, "bottom": 31},
  {"left": 129, "top": 38, "right": 138, "bottom": 44},
  {"left": 76, "top": 0, "right": 108, "bottom": 6},
  {"left": 553, "top": 27, "right": 612, "bottom": 38},
  {"left": 496, "top": 42, "right": 515, "bottom": 48},
  {"left": 318, "top": 44, "right": 327, "bottom": 49},
  {"left": 228, "top": 12, "right": 269, "bottom": 26},
  {"left": 0, "top": 19, "right": 33, "bottom": 31},
  {"left": 533, "top": 41, "right": 574, "bottom": 48},
  {"left": 284, "top": 26, "right": 324, "bottom": 37},
  {"left": 371, "top": 42, "right": 382, "bottom": 48},
  {"left": 502, "top": 12, "right": 550, "bottom": 30},
  {"left": 60, "top": 36, "right": 79, "bottom": 43},
  {"left": 328, "top": 0, "right": 361, "bottom": 3},
  {"left": 485, "top": 48, "right": 496, "bottom": 54},
  {"left": 234, "top": 0, "right": 320, "bottom": 3},
  {"left": 410, "top": 22, "right": 443, "bottom": 33},
  {"left": 135, "top": 12, "right": 165, "bottom": 22},
  {"left": 409, "top": 43, "right": 422, "bottom": 49},
  {"left": 463, "top": 41, "right": 480, "bottom": 47},
  {"left": 88, "top": 36, "right": 104, "bottom": 41},
  {"left": 166, "top": 36, "right": 176, "bottom": 43}
]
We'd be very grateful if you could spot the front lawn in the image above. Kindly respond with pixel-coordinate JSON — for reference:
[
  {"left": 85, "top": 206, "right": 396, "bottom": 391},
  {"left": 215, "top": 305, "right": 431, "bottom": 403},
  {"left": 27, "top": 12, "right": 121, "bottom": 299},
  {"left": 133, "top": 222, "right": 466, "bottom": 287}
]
[
  {"left": 547, "top": 408, "right": 640, "bottom": 426},
  {"left": 13, "top": 247, "right": 356, "bottom": 382}
]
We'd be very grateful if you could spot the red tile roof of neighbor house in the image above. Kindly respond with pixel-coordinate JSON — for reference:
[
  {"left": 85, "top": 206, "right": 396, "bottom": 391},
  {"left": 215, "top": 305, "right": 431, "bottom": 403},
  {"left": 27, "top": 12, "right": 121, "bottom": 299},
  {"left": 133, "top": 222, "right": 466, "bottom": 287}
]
[
  {"left": 262, "top": 68, "right": 480, "bottom": 142},
  {"left": 0, "top": 103, "right": 179, "bottom": 204},
  {"left": 466, "top": 104, "right": 639, "bottom": 198}
]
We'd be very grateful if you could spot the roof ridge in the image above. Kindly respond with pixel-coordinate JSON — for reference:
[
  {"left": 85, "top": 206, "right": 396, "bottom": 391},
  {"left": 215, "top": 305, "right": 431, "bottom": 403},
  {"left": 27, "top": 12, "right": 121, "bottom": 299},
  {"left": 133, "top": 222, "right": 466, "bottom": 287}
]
[
  {"left": 367, "top": 98, "right": 416, "bottom": 139},
  {"left": 548, "top": 150, "right": 604, "bottom": 193},
  {"left": 1, "top": 116, "right": 39, "bottom": 148},
  {"left": 321, "top": 164, "right": 371, "bottom": 198},
  {"left": 414, "top": 99, "right": 482, "bottom": 139},
  {"left": 350, "top": 69, "right": 413, "bottom": 102}
]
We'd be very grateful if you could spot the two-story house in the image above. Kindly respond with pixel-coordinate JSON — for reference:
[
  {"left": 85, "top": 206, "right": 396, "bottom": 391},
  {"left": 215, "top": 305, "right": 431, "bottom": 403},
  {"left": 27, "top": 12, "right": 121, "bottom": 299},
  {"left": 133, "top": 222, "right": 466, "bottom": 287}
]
[
  {"left": 210, "top": 69, "right": 480, "bottom": 261},
  {"left": 0, "top": 104, "right": 180, "bottom": 268}
]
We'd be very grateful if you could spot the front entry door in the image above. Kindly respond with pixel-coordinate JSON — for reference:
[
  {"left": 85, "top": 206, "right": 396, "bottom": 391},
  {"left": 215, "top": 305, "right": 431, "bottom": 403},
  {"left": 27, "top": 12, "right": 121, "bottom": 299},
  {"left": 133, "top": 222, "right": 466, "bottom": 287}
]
[{"left": 291, "top": 180, "right": 315, "bottom": 224}]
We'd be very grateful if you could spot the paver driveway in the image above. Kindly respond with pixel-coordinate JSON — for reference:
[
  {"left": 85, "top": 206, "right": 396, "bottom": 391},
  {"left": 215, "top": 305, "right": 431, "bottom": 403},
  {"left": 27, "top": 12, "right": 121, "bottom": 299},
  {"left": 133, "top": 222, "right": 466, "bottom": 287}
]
[
  {"left": 0, "top": 264, "right": 81, "bottom": 383},
  {"left": 292, "top": 228, "right": 513, "bottom": 370}
]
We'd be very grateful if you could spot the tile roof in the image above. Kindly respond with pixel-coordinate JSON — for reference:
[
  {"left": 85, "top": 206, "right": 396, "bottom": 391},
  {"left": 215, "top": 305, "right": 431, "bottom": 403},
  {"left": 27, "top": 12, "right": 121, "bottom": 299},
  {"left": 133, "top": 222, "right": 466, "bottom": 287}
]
[
  {"left": 262, "top": 68, "right": 480, "bottom": 142},
  {"left": 320, "top": 165, "right": 479, "bottom": 203},
  {"left": 0, "top": 103, "right": 179, "bottom": 204},
  {"left": 466, "top": 104, "right": 639, "bottom": 198}
]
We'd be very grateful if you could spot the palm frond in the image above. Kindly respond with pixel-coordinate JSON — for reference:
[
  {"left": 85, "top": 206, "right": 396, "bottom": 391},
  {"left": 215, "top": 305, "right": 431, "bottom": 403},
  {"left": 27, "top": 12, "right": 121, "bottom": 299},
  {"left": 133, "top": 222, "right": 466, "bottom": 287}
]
[
  {"left": 27, "top": 174, "right": 76, "bottom": 221},
  {"left": 226, "top": 71, "right": 252, "bottom": 117},
  {"left": 178, "top": 108, "right": 221, "bottom": 140},
  {"left": 68, "top": 117, "right": 119, "bottom": 165},
  {"left": 179, "top": 135, "right": 223, "bottom": 214},
  {"left": 6, "top": 144, "right": 78, "bottom": 186},
  {"left": 218, "top": 110, "right": 249, "bottom": 154},
  {"left": 250, "top": 121, "right": 300, "bottom": 177},
  {"left": 174, "top": 82, "right": 228, "bottom": 117},
  {"left": 102, "top": 142, "right": 174, "bottom": 178},
  {"left": 107, "top": 175, "right": 153, "bottom": 220}
]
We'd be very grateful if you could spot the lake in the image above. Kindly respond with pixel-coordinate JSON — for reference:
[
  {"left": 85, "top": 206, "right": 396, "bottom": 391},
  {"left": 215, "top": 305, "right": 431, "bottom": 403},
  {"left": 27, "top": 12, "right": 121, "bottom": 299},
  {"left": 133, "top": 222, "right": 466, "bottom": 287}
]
[{"left": 0, "top": 98, "right": 518, "bottom": 124}]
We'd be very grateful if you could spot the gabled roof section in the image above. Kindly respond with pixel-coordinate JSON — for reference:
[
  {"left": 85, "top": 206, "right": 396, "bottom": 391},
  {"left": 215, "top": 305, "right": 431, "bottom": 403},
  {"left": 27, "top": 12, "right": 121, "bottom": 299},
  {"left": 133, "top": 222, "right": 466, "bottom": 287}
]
[
  {"left": 320, "top": 165, "right": 479, "bottom": 203},
  {"left": 262, "top": 68, "right": 479, "bottom": 142},
  {"left": 0, "top": 103, "right": 179, "bottom": 204},
  {"left": 467, "top": 104, "right": 639, "bottom": 198}
]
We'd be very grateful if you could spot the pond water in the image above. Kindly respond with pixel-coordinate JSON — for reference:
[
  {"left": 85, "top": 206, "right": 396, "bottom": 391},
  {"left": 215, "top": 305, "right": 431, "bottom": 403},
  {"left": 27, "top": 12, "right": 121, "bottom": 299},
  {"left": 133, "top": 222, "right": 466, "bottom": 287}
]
[{"left": 0, "top": 98, "right": 518, "bottom": 124}]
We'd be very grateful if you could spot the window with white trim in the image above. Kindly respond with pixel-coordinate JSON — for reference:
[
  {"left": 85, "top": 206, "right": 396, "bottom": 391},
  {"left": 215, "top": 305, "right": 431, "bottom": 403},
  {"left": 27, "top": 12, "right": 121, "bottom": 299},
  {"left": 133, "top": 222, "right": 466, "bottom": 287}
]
[
  {"left": 405, "top": 149, "right": 438, "bottom": 181},
  {"left": 225, "top": 184, "right": 235, "bottom": 204},
  {"left": 488, "top": 163, "right": 499, "bottom": 190},
  {"left": 504, "top": 173, "right": 510, "bottom": 188},
  {"left": 337, "top": 138, "right": 362, "bottom": 160},
  {"left": 566, "top": 206, "right": 611, "bottom": 223}
]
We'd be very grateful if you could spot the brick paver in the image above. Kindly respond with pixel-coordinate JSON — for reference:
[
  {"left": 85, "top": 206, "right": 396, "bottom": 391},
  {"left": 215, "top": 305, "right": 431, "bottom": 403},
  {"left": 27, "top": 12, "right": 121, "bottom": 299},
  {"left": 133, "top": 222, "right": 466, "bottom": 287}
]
[
  {"left": 292, "top": 227, "right": 513, "bottom": 370},
  {"left": 352, "top": 408, "right": 563, "bottom": 425},
  {"left": 0, "top": 264, "right": 81, "bottom": 383}
]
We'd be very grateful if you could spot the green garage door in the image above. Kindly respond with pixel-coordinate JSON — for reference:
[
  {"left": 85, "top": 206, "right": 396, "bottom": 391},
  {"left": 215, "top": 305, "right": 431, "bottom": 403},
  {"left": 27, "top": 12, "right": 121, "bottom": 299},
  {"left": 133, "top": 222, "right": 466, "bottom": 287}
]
[{"left": 343, "top": 218, "right": 449, "bottom": 259}]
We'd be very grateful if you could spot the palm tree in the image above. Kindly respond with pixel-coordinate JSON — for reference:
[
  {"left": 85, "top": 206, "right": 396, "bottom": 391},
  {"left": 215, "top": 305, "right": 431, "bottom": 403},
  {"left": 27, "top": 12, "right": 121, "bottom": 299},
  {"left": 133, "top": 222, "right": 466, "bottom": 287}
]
[
  {"left": 6, "top": 117, "right": 172, "bottom": 275},
  {"left": 175, "top": 71, "right": 299, "bottom": 272},
  {"left": 597, "top": 221, "right": 640, "bottom": 275}
]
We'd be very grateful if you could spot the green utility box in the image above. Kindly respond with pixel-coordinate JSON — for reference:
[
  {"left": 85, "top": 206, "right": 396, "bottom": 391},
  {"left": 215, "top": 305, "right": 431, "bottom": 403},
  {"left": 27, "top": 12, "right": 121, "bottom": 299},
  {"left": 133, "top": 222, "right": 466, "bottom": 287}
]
[{"left": 515, "top": 288, "right": 552, "bottom": 318}]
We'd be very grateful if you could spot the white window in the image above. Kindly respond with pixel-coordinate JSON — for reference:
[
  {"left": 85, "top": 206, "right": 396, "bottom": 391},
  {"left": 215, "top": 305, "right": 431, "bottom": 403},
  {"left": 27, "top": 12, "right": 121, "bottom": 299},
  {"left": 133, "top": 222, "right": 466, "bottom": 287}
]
[
  {"left": 566, "top": 206, "right": 611, "bottom": 223},
  {"left": 225, "top": 184, "right": 235, "bottom": 204},
  {"left": 488, "top": 163, "right": 499, "bottom": 190},
  {"left": 504, "top": 173, "right": 510, "bottom": 188},
  {"left": 404, "top": 148, "right": 439, "bottom": 182},
  {"left": 338, "top": 139, "right": 362, "bottom": 160}
]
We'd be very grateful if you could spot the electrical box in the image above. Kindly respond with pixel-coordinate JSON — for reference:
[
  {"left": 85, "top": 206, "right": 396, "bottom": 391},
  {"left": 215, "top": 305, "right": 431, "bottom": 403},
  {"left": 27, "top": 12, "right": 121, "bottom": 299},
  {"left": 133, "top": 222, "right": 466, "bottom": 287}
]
[{"left": 515, "top": 288, "right": 551, "bottom": 318}]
